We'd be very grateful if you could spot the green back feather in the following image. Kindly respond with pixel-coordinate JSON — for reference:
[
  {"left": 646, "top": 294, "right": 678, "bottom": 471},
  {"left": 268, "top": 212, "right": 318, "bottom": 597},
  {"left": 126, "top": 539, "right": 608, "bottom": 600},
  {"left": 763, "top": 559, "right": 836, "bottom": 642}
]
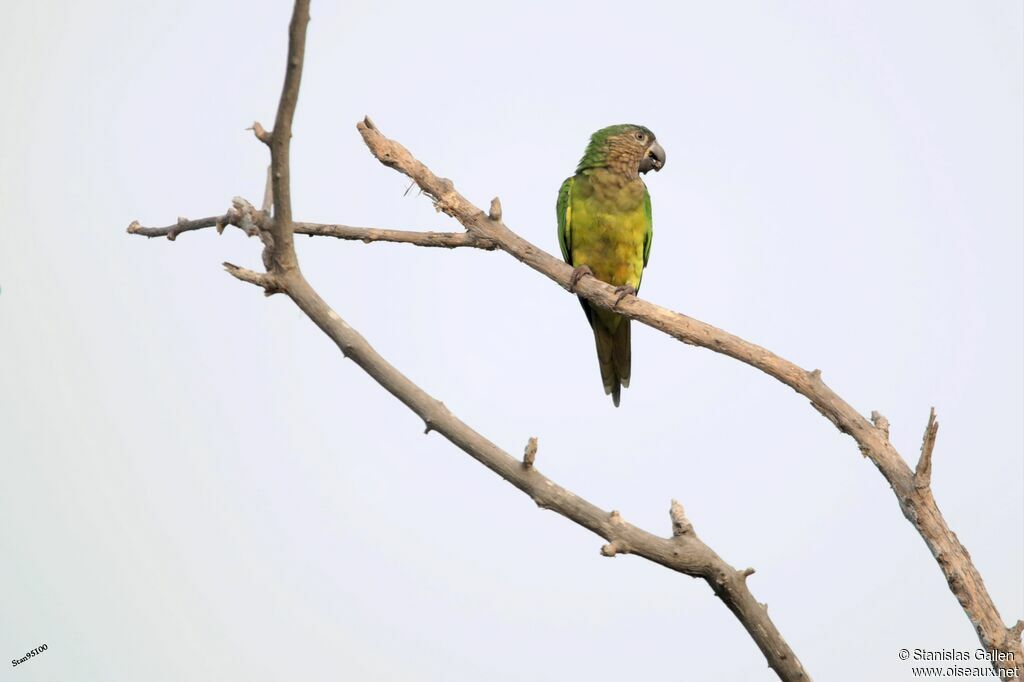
[{"left": 556, "top": 176, "right": 574, "bottom": 263}]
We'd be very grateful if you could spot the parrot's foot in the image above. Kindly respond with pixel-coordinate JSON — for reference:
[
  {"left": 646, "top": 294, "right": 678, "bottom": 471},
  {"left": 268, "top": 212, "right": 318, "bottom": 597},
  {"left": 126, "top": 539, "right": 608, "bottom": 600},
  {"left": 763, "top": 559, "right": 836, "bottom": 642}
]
[
  {"left": 569, "top": 265, "right": 594, "bottom": 293},
  {"left": 613, "top": 284, "right": 637, "bottom": 308}
]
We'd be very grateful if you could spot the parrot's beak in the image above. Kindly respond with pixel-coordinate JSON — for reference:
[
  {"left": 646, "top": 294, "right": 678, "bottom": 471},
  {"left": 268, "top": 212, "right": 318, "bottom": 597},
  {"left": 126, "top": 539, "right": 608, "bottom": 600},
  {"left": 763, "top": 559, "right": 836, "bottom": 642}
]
[{"left": 640, "top": 141, "right": 666, "bottom": 174}]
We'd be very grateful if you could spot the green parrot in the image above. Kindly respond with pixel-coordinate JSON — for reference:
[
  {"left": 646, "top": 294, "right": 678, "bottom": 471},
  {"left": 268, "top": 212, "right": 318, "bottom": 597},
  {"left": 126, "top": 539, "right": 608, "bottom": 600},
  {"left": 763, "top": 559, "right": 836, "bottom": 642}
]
[{"left": 557, "top": 124, "right": 666, "bottom": 407}]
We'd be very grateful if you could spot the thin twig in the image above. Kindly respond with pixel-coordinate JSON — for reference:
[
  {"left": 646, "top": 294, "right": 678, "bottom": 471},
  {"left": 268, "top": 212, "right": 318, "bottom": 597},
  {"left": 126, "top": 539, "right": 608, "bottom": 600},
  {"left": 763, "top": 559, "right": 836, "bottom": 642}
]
[
  {"left": 248, "top": 121, "right": 272, "bottom": 145},
  {"left": 295, "top": 223, "right": 496, "bottom": 249},
  {"left": 127, "top": 212, "right": 494, "bottom": 249},
  {"left": 223, "top": 262, "right": 279, "bottom": 294}
]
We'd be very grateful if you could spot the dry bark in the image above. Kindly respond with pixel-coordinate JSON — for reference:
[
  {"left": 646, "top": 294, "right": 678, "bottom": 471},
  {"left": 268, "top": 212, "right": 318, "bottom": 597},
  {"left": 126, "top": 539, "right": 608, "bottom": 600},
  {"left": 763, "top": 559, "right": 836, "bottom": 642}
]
[{"left": 128, "top": 214, "right": 494, "bottom": 249}]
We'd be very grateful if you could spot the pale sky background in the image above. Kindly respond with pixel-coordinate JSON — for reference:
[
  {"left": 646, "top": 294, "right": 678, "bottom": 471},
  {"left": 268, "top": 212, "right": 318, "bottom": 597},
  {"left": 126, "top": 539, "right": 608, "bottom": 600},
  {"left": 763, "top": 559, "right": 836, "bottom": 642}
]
[{"left": 1, "top": 1, "right": 1021, "bottom": 680}]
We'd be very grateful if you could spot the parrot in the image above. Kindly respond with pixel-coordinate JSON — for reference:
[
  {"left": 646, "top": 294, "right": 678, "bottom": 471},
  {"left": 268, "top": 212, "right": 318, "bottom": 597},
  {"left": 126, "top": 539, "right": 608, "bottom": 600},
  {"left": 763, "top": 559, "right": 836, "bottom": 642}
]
[{"left": 556, "top": 124, "right": 666, "bottom": 407}]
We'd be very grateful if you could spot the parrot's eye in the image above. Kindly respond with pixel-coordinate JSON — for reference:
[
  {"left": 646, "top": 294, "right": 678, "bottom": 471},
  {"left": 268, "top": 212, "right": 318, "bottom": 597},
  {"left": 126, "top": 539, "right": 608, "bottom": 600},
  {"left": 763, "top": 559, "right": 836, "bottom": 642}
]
[{"left": 635, "top": 131, "right": 646, "bottom": 141}]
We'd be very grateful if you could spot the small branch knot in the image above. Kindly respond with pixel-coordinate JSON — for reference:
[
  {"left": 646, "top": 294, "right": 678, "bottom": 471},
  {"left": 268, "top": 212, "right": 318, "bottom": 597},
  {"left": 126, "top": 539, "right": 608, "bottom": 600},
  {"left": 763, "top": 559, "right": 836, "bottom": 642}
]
[
  {"left": 488, "top": 197, "right": 503, "bottom": 222},
  {"left": 522, "top": 436, "right": 537, "bottom": 468},
  {"left": 670, "top": 499, "right": 693, "bottom": 537},
  {"left": 249, "top": 121, "right": 272, "bottom": 144},
  {"left": 870, "top": 410, "right": 890, "bottom": 440},
  {"left": 1009, "top": 619, "right": 1023, "bottom": 642},
  {"left": 231, "top": 197, "right": 262, "bottom": 237},
  {"left": 915, "top": 407, "right": 939, "bottom": 489},
  {"left": 165, "top": 216, "right": 189, "bottom": 241},
  {"left": 600, "top": 541, "right": 621, "bottom": 557},
  {"left": 609, "top": 510, "right": 623, "bottom": 524}
]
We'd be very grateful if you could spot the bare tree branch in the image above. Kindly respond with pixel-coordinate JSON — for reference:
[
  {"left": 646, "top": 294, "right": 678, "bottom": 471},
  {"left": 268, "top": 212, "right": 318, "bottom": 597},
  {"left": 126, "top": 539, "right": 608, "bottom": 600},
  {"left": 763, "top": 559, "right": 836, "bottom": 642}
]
[
  {"left": 355, "top": 119, "right": 1024, "bottom": 679},
  {"left": 127, "top": 212, "right": 495, "bottom": 249},
  {"left": 126, "top": 2, "right": 813, "bottom": 680},
  {"left": 261, "top": 0, "right": 310, "bottom": 275},
  {"left": 293, "top": 222, "right": 495, "bottom": 248},
  {"left": 125, "top": 0, "right": 1022, "bottom": 678},
  {"left": 128, "top": 216, "right": 229, "bottom": 241},
  {"left": 285, "top": 273, "right": 812, "bottom": 681}
]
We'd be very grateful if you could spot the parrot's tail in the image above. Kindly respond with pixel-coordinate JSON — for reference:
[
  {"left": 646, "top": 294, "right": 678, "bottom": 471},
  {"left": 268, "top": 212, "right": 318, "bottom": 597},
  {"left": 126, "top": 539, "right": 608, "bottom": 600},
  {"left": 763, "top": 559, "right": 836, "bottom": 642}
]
[{"left": 592, "top": 316, "right": 631, "bottom": 407}]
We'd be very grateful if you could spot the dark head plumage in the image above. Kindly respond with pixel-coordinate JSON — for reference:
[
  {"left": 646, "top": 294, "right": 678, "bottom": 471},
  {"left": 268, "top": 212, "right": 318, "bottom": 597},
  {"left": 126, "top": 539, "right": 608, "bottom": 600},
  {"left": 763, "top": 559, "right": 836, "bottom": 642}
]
[{"left": 576, "top": 124, "right": 665, "bottom": 177}]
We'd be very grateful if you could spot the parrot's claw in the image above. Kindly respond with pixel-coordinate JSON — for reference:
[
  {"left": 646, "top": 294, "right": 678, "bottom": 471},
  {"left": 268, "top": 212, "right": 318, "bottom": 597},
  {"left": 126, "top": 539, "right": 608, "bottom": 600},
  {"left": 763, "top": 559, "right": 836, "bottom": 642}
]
[
  {"left": 569, "top": 265, "right": 594, "bottom": 293},
  {"left": 613, "top": 285, "right": 637, "bottom": 308}
]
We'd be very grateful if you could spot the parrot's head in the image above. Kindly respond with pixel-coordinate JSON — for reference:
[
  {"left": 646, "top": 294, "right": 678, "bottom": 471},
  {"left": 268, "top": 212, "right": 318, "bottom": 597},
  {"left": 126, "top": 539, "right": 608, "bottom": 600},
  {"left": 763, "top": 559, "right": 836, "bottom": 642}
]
[{"left": 577, "top": 124, "right": 666, "bottom": 177}]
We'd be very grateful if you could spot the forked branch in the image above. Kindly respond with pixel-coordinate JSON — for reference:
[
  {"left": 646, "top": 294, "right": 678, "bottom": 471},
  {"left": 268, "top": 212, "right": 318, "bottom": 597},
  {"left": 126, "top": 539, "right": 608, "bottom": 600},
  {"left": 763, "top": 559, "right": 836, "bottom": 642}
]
[
  {"left": 126, "top": 1, "right": 812, "bottom": 680},
  {"left": 126, "top": 0, "right": 1021, "bottom": 679}
]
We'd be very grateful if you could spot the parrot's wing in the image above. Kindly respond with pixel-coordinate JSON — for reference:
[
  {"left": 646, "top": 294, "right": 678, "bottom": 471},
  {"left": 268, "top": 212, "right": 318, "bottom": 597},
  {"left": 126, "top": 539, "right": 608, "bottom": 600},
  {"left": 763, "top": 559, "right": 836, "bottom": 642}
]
[
  {"left": 642, "top": 184, "right": 653, "bottom": 267},
  {"left": 633, "top": 183, "right": 653, "bottom": 294},
  {"left": 556, "top": 176, "right": 575, "bottom": 264}
]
